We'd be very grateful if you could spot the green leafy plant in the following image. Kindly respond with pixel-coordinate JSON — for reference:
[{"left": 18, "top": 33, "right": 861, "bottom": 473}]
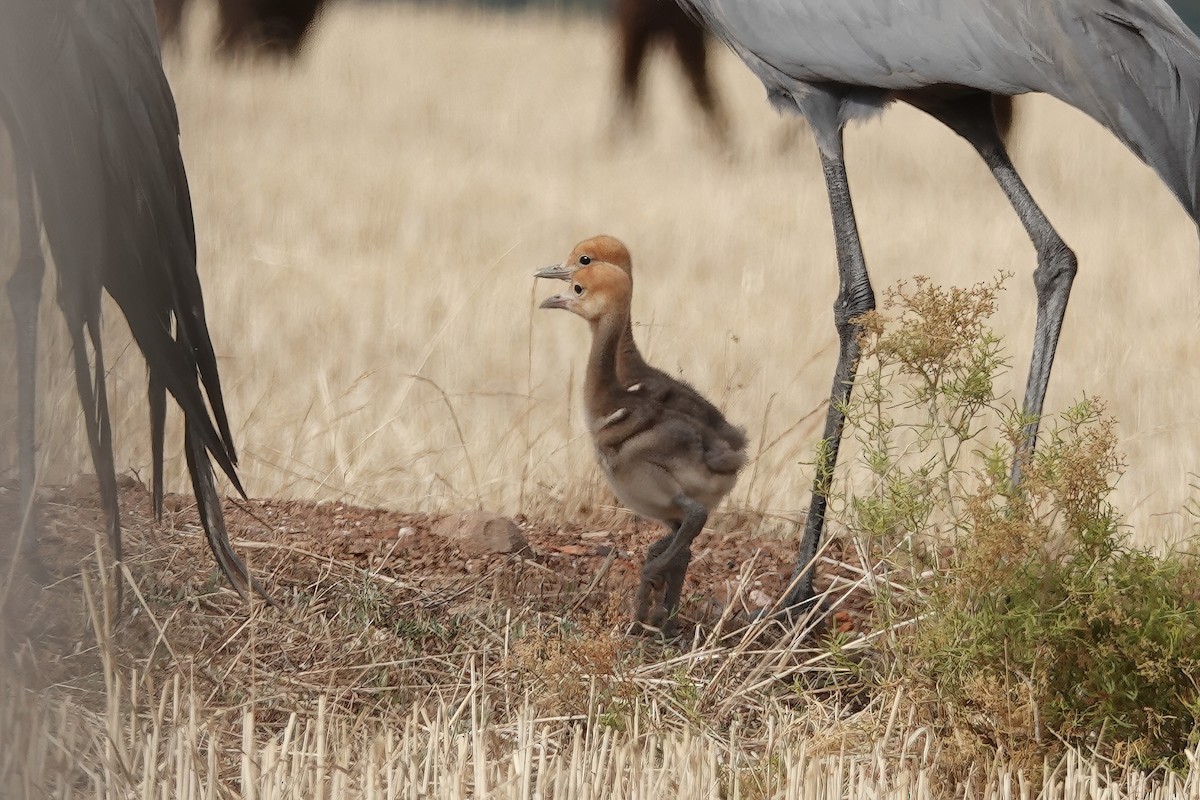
[{"left": 841, "top": 274, "right": 1200, "bottom": 768}]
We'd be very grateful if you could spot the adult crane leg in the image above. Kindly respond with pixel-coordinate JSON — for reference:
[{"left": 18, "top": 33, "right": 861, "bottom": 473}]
[
  {"left": 911, "top": 92, "right": 1077, "bottom": 483},
  {"left": 784, "top": 95, "right": 876, "bottom": 611},
  {"left": 3, "top": 109, "right": 46, "bottom": 564}
]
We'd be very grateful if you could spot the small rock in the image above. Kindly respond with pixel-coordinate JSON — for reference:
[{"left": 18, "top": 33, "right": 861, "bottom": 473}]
[
  {"left": 749, "top": 589, "right": 773, "bottom": 608},
  {"left": 433, "top": 511, "right": 532, "bottom": 557}
]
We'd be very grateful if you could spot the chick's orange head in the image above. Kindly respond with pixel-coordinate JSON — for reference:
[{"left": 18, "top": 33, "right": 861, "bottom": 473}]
[
  {"left": 538, "top": 261, "right": 633, "bottom": 322},
  {"left": 565, "top": 235, "right": 633, "bottom": 278}
]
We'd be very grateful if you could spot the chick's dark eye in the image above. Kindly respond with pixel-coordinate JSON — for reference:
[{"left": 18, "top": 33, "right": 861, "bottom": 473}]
[
  {"left": 573, "top": 283, "right": 584, "bottom": 295},
  {"left": 579, "top": 255, "right": 591, "bottom": 265}
]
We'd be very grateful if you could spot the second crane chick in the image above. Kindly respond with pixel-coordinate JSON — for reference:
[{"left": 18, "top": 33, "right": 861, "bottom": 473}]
[
  {"left": 539, "top": 256, "right": 746, "bottom": 633},
  {"left": 536, "top": 235, "right": 747, "bottom": 457}
]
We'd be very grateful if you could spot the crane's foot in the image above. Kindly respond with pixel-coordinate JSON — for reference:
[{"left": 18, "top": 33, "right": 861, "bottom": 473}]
[
  {"left": 625, "top": 617, "right": 682, "bottom": 640},
  {"left": 626, "top": 619, "right": 659, "bottom": 637},
  {"left": 631, "top": 574, "right": 664, "bottom": 633},
  {"left": 647, "top": 603, "right": 672, "bottom": 633},
  {"left": 627, "top": 594, "right": 684, "bottom": 640}
]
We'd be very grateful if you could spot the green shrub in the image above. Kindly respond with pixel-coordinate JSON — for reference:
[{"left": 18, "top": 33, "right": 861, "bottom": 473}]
[{"left": 842, "top": 275, "right": 1200, "bottom": 768}]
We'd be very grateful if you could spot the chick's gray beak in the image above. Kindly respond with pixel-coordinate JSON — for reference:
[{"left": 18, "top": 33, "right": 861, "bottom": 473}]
[
  {"left": 534, "top": 263, "right": 573, "bottom": 281},
  {"left": 539, "top": 294, "right": 570, "bottom": 310}
]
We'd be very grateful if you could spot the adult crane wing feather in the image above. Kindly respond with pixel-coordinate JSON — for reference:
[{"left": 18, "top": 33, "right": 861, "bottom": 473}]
[
  {"left": 672, "top": 0, "right": 1200, "bottom": 611},
  {"left": 0, "top": 0, "right": 267, "bottom": 602},
  {"left": 683, "top": 0, "right": 1200, "bottom": 212}
]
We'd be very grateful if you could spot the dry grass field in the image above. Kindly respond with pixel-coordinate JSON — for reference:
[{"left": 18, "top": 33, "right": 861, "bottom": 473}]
[
  {"left": 4, "top": 1, "right": 1200, "bottom": 796},
  {"left": 4, "top": 0, "right": 1200, "bottom": 545}
]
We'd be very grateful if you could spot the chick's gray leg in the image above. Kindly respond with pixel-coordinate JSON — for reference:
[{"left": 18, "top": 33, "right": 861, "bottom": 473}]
[
  {"left": 651, "top": 546, "right": 693, "bottom": 632},
  {"left": 633, "top": 527, "right": 676, "bottom": 628},
  {"left": 642, "top": 495, "right": 706, "bottom": 628}
]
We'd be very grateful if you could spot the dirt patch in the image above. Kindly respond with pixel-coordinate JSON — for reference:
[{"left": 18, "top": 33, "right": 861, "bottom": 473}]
[{"left": 2, "top": 479, "right": 873, "bottom": 698}]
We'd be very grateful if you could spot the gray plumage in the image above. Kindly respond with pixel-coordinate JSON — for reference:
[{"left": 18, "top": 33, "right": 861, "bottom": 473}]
[
  {"left": 0, "top": 0, "right": 266, "bottom": 602},
  {"left": 687, "top": 0, "right": 1200, "bottom": 213},
  {"left": 674, "top": 0, "right": 1200, "bottom": 609}
]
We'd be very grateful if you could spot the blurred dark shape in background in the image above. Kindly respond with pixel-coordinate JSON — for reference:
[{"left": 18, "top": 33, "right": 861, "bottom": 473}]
[
  {"left": 217, "top": 0, "right": 327, "bottom": 58},
  {"left": 147, "top": 0, "right": 1199, "bottom": 146},
  {"left": 156, "top": 0, "right": 189, "bottom": 46},
  {"left": 359, "top": 0, "right": 1200, "bottom": 29},
  {"left": 614, "top": 0, "right": 728, "bottom": 143},
  {"left": 152, "top": 0, "right": 1200, "bottom": 54},
  {"left": 154, "top": 0, "right": 327, "bottom": 59}
]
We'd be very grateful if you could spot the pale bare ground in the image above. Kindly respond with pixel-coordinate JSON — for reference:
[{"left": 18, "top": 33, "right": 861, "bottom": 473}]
[{"left": 3, "top": 1, "right": 1199, "bottom": 549}]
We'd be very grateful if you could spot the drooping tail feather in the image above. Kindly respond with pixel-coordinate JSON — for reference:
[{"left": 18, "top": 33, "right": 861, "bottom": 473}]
[
  {"left": 0, "top": 0, "right": 266, "bottom": 602},
  {"left": 149, "top": 372, "right": 167, "bottom": 522},
  {"left": 84, "top": 0, "right": 245, "bottom": 494},
  {"left": 184, "top": 426, "right": 272, "bottom": 603},
  {"left": 84, "top": 0, "right": 261, "bottom": 595},
  {"left": 67, "top": 316, "right": 124, "bottom": 607}
]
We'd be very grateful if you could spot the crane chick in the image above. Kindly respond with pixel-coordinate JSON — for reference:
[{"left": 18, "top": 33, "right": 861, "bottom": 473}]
[
  {"left": 538, "top": 243, "right": 746, "bottom": 633},
  {"left": 536, "top": 235, "right": 747, "bottom": 458}
]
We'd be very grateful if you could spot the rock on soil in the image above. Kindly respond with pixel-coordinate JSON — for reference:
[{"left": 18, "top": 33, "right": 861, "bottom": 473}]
[{"left": 432, "top": 511, "right": 533, "bottom": 557}]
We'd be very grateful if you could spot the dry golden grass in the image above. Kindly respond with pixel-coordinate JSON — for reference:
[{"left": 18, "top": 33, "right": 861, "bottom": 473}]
[
  {"left": 3, "top": 2, "right": 1200, "bottom": 544},
  {"left": 3, "top": 529, "right": 1198, "bottom": 799},
  {"left": 6, "top": 6, "right": 1200, "bottom": 793},
  {"left": 8, "top": 669, "right": 1200, "bottom": 798}
]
